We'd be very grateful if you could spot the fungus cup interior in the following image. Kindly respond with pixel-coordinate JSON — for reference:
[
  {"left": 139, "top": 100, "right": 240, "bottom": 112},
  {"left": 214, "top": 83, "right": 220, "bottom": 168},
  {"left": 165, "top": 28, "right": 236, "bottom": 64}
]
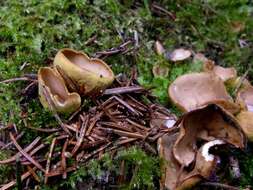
[
  {"left": 168, "top": 72, "right": 232, "bottom": 112},
  {"left": 158, "top": 133, "right": 198, "bottom": 190},
  {"left": 39, "top": 68, "right": 68, "bottom": 103},
  {"left": 62, "top": 49, "right": 112, "bottom": 78},
  {"left": 173, "top": 104, "right": 245, "bottom": 167}
]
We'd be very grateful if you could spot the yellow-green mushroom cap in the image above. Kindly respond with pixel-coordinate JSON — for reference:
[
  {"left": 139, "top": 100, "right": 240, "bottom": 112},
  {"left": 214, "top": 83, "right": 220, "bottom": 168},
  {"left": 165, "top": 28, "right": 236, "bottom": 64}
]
[
  {"left": 53, "top": 48, "right": 115, "bottom": 96},
  {"left": 38, "top": 67, "right": 81, "bottom": 114}
]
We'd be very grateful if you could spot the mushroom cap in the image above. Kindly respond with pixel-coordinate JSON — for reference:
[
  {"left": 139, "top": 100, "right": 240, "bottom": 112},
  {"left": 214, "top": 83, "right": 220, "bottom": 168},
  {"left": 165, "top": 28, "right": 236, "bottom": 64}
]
[
  {"left": 167, "top": 48, "right": 192, "bottom": 62},
  {"left": 168, "top": 72, "right": 233, "bottom": 112},
  {"left": 158, "top": 133, "right": 201, "bottom": 190},
  {"left": 38, "top": 67, "right": 81, "bottom": 114},
  {"left": 203, "top": 60, "right": 237, "bottom": 82},
  {"left": 154, "top": 40, "right": 165, "bottom": 55},
  {"left": 53, "top": 48, "right": 115, "bottom": 96},
  {"left": 152, "top": 64, "right": 169, "bottom": 77},
  {"left": 237, "top": 111, "right": 253, "bottom": 142},
  {"left": 212, "top": 65, "right": 237, "bottom": 82},
  {"left": 236, "top": 85, "right": 253, "bottom": 111}
]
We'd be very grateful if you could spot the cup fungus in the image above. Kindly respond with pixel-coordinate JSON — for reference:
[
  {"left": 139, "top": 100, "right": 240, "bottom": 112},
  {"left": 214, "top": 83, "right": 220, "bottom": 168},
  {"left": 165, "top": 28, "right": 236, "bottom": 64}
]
[
  {"left": 154, "top": 40, "right": 165, "bottom": 55},
  {"left": 173, "top": 104, "right": 245, "bottom": 167},
  {"left": 237, "top": 111, "right": 253, "bottom": 142},
  {"left": 53, "top": 48, "right": 115, "bottom": 96},
  {"left": 159, "top": 135, "right": 225, "bottom": 190},
  {"left": 38, "top": 67, "right": 81, "bottom": 114},
  {"left": 168, "top": 72, "right": 234, "bottom": 112},
  {"left": 158, "top": 133, "right": 201, "bottom": 190},
  {"left": 152, "top": 64, "right": 169, "bottom": 77},
  {"left": 236, "top": 85, "right": 253, "bottom": 111},
  {"left": 203, "top": 60, "right": 237, "bottom": 82},
  {"left": 166, "top": 48, "right": 192, "bottom": 62}
]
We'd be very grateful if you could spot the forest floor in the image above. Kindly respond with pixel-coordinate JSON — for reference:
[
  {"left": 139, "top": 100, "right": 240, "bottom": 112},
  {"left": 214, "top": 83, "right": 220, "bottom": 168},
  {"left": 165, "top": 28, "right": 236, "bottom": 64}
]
[{"left": 0, "top": 0, "right": 253, "bottom": 189}]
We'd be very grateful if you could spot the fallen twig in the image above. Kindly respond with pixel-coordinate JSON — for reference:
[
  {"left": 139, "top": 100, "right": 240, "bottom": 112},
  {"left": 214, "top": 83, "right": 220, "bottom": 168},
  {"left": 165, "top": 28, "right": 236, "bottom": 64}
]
[
  {"left": 44, "top": 138, "right": 56, "bottom": 184},
  {"left": 10, "top": 132, "right": 45, "bottom": 173},
  {"left": 0, "top": 136, "right": 41, "bottom": 164},
  {"left": 0, "top": 169, "right": 33, "bottom": 190},
  {"left": 103, "top": 86, "right": 145, "bottom": 95},
  {"left": 94, "top": 39, "right": 134, "bottom": 59},
  {"left": 0, "top": 77, "right": 35, "bottom": 84},
  {"left": 61, "top": 139, "right": 69, "bottom": 179},
  {"left": 200, "top": 182, "right": 240, "bottom": 190}
]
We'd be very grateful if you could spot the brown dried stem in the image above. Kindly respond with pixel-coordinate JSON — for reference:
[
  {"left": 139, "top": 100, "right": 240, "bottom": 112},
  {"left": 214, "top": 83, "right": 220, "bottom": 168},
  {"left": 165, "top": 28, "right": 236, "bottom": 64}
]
[{"left": 44, "top": 138, "right": 56, "bottom": 184}]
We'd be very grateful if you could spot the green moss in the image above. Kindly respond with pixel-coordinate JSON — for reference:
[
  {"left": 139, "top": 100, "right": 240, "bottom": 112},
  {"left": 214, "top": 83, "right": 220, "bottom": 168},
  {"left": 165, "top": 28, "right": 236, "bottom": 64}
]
[{"left": 0, "top": 151, "right": 14, "bottom": 184}]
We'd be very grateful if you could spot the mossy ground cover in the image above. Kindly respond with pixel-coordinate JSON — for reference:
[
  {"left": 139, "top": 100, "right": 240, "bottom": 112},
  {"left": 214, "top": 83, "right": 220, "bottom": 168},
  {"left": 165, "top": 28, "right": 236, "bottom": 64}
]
[{"left": 0, "top": 0, "right": 253, "bottom": 189}]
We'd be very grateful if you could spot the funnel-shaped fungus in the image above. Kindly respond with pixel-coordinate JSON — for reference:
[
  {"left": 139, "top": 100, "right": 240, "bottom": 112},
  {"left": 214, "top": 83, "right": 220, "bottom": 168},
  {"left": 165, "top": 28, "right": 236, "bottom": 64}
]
[
  {"left": 168, "top": 72, "right": 233, "bottom": 112},
  {"left": 237, "top": 111, "right": 253, "bottom": 142},
  {"left": 38, "top": 67, "right": 81, "bottom": 114},
  {"left": 54, "top": 48, "right": 115, "bottom": 96},
  {"left": 173, "top": 104, "right": 245, "bottom": 167},
  {"left": 236, "top": 85, "right": 253, "bottom": 111}
]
